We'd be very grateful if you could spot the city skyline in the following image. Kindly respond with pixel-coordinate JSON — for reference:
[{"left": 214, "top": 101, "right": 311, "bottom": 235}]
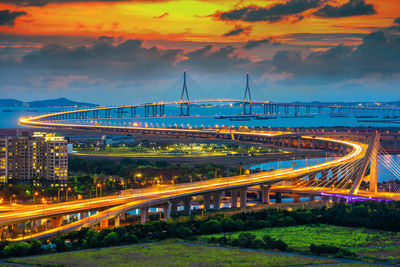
[{"left": 0, "top": 0, "right": 399, "bottom": 104}]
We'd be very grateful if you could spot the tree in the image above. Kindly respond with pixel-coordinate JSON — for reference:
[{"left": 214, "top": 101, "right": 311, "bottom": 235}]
[
  {"left": 30, "top": 239, "right": 42, "bottom": 254},
  {"left": 3, "top": 242, "right": 31, "bottom": 257},
  {"left": 103, "top": 232, "right": 120, "bottom": 246},
  {"left": 200, "top": 219, "right": 222, "bottom": 234}
]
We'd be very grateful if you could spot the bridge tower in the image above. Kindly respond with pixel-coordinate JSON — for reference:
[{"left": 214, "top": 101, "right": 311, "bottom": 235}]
[
  {"left": 349, "top": 133, "right": 380, "bottom": 195},
  {"left": 243, "top": 72, "right": 253, "bottom": 115},
  {"left": 180, "top": 70, "right": 190, "bottom": 116}
]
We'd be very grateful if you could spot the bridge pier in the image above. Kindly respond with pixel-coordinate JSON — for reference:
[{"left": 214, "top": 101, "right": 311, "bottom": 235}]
[
  {"left": 114, "top": 215, "right": 120, "bottom": 227},
  {"left": 213, "top": 192, "right": 221, "bottom": 210},
  {"left": 140, "top": 207, "right": 149, "bottom": 224},
  {"left": 204, "top": 193, "right": 212, "bottom": 210},
  {"left": 183, "top": 197, "right": 192, "bottom": 216},
  {"left": 50, "top": 216, "right": 63, "bottom": 228},
  {"left": 100, "top": 218, "right": 109, "bottom": 228},
  {"left": 239, "top": 188, "right": 247, "bottom": 208},
  {"left": 170, "top": 200, "right": 179, "bottom": 216},
  {"left": 230, "top": 190, "right": 238, "bottom": 208},
  {"left": 275, "top": 192, "right": 282, "bottom": 203},
  {"left": 260, "top": 185, "right": 271, "bottom": 204}
]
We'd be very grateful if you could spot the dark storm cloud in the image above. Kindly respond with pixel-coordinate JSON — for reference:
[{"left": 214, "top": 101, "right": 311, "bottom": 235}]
[
  {"left": 214, "top": 0, "right": 323, "bottom": 23},
  {"left": 21, "top": 37, "right": 182, "bottom": 79},
  {"left": 244, "top": 38, "right": 280, "bottom": 49},
  {"left": 222, "top": 25, "right": 252, "bottom": 37},
  {"left": 180, "top": 45, "right": 250, "bottom": 72},
  {"left": 0, "top": 10, "right": 27, "bottom": 26},
  {"left": 314, "top": 0, "right": 375, "bottom": 18},
  {"left": 270, "top": 31, "right": 400, "bottom": 82},
  {"left": 0, "top": 0, "right": 168, "bottom": 6}
]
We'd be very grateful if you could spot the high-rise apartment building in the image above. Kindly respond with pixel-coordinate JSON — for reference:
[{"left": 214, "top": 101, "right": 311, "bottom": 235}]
[{"left": 0, "top": 130, "right": 68, "bottom": 186}]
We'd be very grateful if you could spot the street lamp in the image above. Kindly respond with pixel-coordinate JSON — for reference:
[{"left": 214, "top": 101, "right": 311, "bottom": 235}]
[{"left": 96, "top": 183, "right": 101, "bottom": 197}]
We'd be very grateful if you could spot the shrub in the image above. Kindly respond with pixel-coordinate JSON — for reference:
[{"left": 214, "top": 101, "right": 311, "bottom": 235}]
[
  {"left": 231, "top": 233, "right": 263, "bottom": 249},
  {"left": 200, "top": 219, "right": 222, "bottom": 234},
  {"left": 103, "top": 232, "right": 120, "bottom": 246},
  {"left": 273, "top": 239, "right": 288, "bottom": 251},
  {"left": 122, "top": 232, "right": 139, "bottom": 244},
  {"left": 2, "top": 242, "right": 31, "bottom": 257},
  {"left": 263, "top": 235, "right": 288, "bottom": 251},
  {"left": 30, "top": 239, "right": 42, "bottom": 254}
]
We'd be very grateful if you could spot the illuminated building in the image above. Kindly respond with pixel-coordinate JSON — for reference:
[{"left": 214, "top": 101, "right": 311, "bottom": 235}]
[{"left": 0, "top": 130, "right": 68, "bottom": 186}]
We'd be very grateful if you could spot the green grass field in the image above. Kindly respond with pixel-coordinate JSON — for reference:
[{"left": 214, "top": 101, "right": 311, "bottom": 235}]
[
  {"left": 7, "top": 242, "right": 340, "bottom": 267},
  {"left": 204, "top": 224, "right": 400, "bottom": 252}
]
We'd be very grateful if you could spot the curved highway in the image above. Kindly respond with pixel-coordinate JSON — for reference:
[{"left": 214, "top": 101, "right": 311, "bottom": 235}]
[{"left": 9, "top": 108, "right": 373, "bottom": 240}]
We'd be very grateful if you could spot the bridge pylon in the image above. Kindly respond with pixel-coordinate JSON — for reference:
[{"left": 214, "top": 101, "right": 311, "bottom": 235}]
[
  {"left": 349, "top": 133, "right": 380, "bottom": 195},
  {"left": 243, "top": 72, "right": 253, "bottom": 115},
  {"left": 180, "top": 70, "right": 190, "bottom": 116}
]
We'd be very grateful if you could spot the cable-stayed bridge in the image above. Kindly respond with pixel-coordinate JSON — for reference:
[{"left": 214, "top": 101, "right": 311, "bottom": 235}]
[{"left": 6, "top": 70, "right": 400, "bottom": 241}]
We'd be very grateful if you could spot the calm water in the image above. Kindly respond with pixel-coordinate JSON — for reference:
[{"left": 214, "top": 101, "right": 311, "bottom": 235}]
[{"left": 1, "top": 105, "right": 400, "bottom": 128}]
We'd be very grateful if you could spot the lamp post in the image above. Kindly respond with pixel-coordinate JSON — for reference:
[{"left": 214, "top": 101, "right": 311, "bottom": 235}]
[
  {"left": 9, "top": 194, "right": 15, "bottom": 207},
  {"left": 97, "top": 183, "right": 101, "bottom": 197},
  {"left": 66, "top": 187, "right": 71, "bottom": 202},
  {"left": 41, "top": 197, "right": 46, "bottom": 216},
  {"left": 33, "top": 192, "right": 38, "bottom": 205}
]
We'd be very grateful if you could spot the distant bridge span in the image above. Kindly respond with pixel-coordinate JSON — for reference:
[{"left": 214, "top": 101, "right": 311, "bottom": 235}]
[{"left": 25, "top": 98, "right": 400, "bottom": 122}]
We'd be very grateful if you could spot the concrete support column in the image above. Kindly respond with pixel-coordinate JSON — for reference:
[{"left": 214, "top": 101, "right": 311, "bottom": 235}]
[
  {"left": 309, "top": 196, "right": 315, "bottom": 201},
  {"left": 121, "top": 212, "right": 127, "bottom": 221},
  {"left": 275, "top": 192, "right": 282, "bottom": 203},
  {"left": 293, "top": 195, "right": 300, "bottom": 203},
  {"left": 140, "top": 207, "right": 149, "bottom": 224},
  {"left": 100, "top": 219, "right": 109, "bottom": 228},
  {"left": 114, "top": 216, "right": 120, "bottom": 227},
  {"left": 170, "top": 200, "right": 179, "bottom": 217},
  {"left": 203, "top": 193, "right": 211, "bottom": 210},
  {"left": 79, "top": 212, "right": 86, "bottom": 220},
  {"left": 213, "top": 192, "right": 221, "bottom": 210},
  {"left": 50, "top": 216, "right": 62, "bottom": 228},
  {"left": 239, "top": 188, "right": 247, "bottom": 208},
  {"left": 230, "top": 190, "right": 238, "bottom": 208},
  {"left": 183, "top": 197, "right": 192, "bottom": 216},
  {"left": 162, "top": 202, "right": 172, "bottom": 220},
  {"left": 260, "top": 185, "right": 271, "bottom": 204}
]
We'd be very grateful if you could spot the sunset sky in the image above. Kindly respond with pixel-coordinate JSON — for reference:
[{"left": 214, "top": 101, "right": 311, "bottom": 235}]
[{"left": 0, "top": 0, "right": 399, "bottom": 104}]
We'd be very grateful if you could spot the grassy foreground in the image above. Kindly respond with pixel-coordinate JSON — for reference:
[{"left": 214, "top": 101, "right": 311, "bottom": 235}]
[
  {"left": 204, "top": 224, "right": 400, "bottom": 252},
  {"left": 7, "top": 242, "right": 340, "bottom": 267}
]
